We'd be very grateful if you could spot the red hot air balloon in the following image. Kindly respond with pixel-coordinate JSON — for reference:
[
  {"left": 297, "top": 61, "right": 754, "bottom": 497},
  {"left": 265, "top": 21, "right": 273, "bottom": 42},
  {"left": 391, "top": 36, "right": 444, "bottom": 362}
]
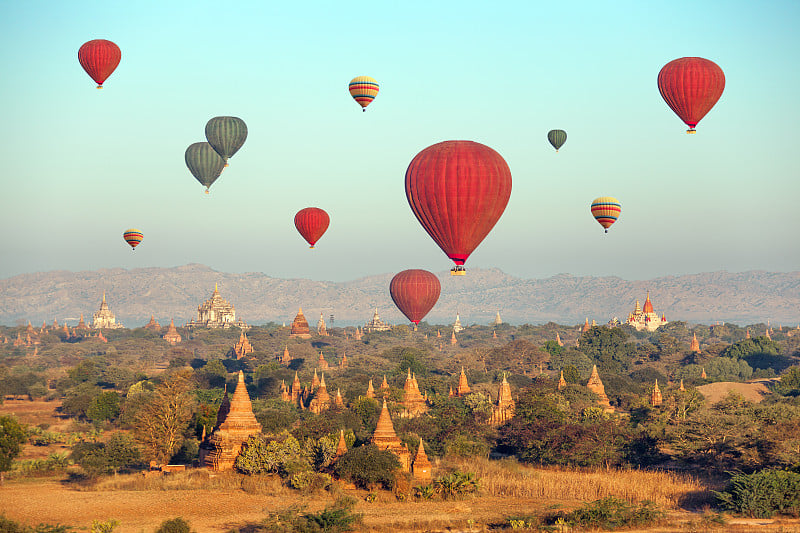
[
  {"left": 657, "top": 57, "right": 725, "bottom": 133},
  {"left": 78, "top": 40, "right": 121, "bottom": 88},
  {"left": 294, "top": 208, "right": 330, "bottom": 248},
  {"left": 390, "top": 269, "right": 441, "bottom": 325},
  {"left": 405, "top": 141, "right": 512, "bottom": 275}
]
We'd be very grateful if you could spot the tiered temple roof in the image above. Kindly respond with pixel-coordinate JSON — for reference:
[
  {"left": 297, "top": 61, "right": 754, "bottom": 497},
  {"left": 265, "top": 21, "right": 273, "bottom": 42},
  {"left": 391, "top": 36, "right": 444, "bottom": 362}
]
[
  {"left": 144, "top": 315, "right": 161, "bottom": 331},
  {"left": 334, "top": 388, "right": 345, "bottom": 408},
  {"left": 280, "top": 346, "right": 292, "bottom": 365},
  {"left": 335, "top": 430, "right": 347, "bottom": 457},
  {"left": 76, "top": 314, "right": 89, "bottom": 331},
  {"left": 557, "top": 370, "right": 567, "bottom": 390},
  {"left": 92, "top": 292, "right": 123, "bottom": 329},
  {"left": 454, "top": 367, "right": 471, "bottom": 397},
  {"left": 366, "top": 379, "right": 375, "bottom": 399},
  {"left": 317, "top": 313, "right": 328, "bottom": 336},
  {"left": 450, "top": 331, "right": 457, "bottom": 345},
  {"left": 318, "top": 352, "right": 329, "bottom": 371},
  {"left": 363, "top": 309, "right": 391, "bottom": 333},
  {"left": 488, "top": 374, "right": 515, "bottom": 425},
  {"left": 690, "top": 332, "right": 700, "bottom": 353},
  {"left": 231, "top": 331, "right": 254, "bottom": 359},
  {"left": 400, "top": 369, "right": 428, "bottom": 418},
  {"left": 453, "top": 313, "right": 464, "bottom": 333},
  {"left": 627, "top": 292, "right": 667, "bottom": 332},
  {"left": 290, "top": 307, "right": 311, "bottom": 339},
  {"left": 162, "top": 319, "right": 182, "bottom": 345},
  {"left": 412, "top": 439, "right": 432, "bottom": 481},
  {"left": 371, "top": 400, "right": 410, "bottom": 471},
  {"left": 586, "top": 365, "right": 613, "bottom": 412},
  {"left": 650, "top": 379, "right": 663, "bottom": 407},
  {"left": 201, "top": 371, "right": 262, "bottom": 471},
  {"left": 493, "top": 311, "right": 503, "bottom": 327},
  {"left": 309, "top": 374, "right": 331, "bottom": 414},
  {"left": 187, "top": 284, "right": 248, "bottom": 329}
]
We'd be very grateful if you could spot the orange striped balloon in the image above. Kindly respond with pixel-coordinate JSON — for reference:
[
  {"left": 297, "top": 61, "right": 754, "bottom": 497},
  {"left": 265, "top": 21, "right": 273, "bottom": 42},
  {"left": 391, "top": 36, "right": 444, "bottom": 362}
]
[
  {"left": 348, "top": 76, "right": 379, "bottom": 111},
  {"left": 123, "top": 229, "right": 143, "bottom": 250},
  {"left": 590, "top": 197, "right": 621, "bottom": 233}
]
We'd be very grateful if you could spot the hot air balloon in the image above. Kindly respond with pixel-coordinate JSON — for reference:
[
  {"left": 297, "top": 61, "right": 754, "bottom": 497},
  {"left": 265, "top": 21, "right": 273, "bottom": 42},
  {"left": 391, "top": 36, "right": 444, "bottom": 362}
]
[
  {"left": 590, "top": 197, "right": 621, "bottom": 233},
  {"left": 294, "top": 208, "right": 330, "bottom": 248},
  {"left": 123, "top": 229, "right": 143, "bottom": 250},
  {"left": 348, "top": 76, "right": 379, "bottom": 111},
  {"left": 78, "top": 39, "right": 121, "bottom": 88},
  {"left": 205, "top": 117, "right": 247, "bottom": 165},
  {"left": 405, "top": 141, "right": 512, "bottom": 275},
  {"left": 390, "top": 269, "right": 441, "bottom": 325},
  {"left": 185, "top": 142, "right": 226, "bottom": 193},
  {"left": 547, "top": 130, "right": 567, "bottom": 152},
  {"left": 658, "top": 57, "right": 725, "bottom": 133}
]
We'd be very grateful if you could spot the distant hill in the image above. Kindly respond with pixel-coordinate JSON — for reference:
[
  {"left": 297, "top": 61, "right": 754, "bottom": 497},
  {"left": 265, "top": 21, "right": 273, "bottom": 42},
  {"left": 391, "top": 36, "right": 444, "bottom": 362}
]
[{"left": 0, "top": 265, "right": 798, "bottom": 327}]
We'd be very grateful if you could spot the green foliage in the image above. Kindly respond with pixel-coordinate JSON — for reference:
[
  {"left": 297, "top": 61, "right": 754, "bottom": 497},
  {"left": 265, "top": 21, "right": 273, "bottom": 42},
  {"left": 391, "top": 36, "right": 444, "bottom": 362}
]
[
  {"left": 333, "top": 444, "right": 400, "bottom": 489},
  {"left": 235, "top": 433, "right": 310, "bottom": 476},
  {"left": 561, "top": 365, "right": 581, "bottom": 384},
  {"left": 546, "top": 497, "right": 664, "bottom": 530},
  {"left": 0, "top": 415, "right": 27, "bottom": 474},
  {"left": 70, "top": 433, "right": 141, "bottom": 475},
  {"left": 462, "top": 392, "right": 493, "bottom": 416},
  {"left": 0, "top": 516, "right": 74, "bottom": 533},
  {"left": 90, "top": 519, "right": 118, "bottom": 533},
  {"left": 61, "top": 383, "right": 103, "bottom": 420},
  {"left": 132, "top": 370, "right": 195, "bottom": 463},
  {"left": 775, "top": 366, "right": 800, "bottom": 396},
  {"left": 432, "top": 471, "right": 479, "bottom": 499},
  {"left": 154, "top": 517, "right": 192, "bottom": 533},
  {"left": 11, "top": 452, "right": 71, "bottom": 477},
  {"left": 86, "top": 391, "right": 120, "bottom": 423},
  {"left": 715, "top": 469, "right": 800, "bottom": 518},
  {"left": 542, "top": 340, "right": 563, "bottom": 357},
  {"left": 258, "top": 496, "right": 362, "bottom": 533},
  {"left": 578, "top": 326, "right": 637, "bottom": 373},
  {"left": 722, "top": 337, "right": 780, "bottom": 360}
]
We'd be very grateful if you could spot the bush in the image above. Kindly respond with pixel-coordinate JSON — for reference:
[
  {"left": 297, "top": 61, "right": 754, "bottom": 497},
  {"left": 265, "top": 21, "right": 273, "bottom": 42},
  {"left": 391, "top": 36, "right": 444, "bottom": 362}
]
[
  {"left": 333, "top": 444, "right": 399, "bottom": 490},
  {"left": 715, "top": 469, "right": 800, "bottom": 518},
  {"left": 0, "top": 515, "right": 73, "bottom": 533},
  {"left": 154, "top": 517, "right": 192, "bottom": 533},
  {"left": 547, "top": 496, "right": 665, "bottom": 530},
  {"left": 432, "top": 471, "right": 479, "bottom": 500},
  {"left": 259, "top": 497, "right": 362, "bottom": 532}
]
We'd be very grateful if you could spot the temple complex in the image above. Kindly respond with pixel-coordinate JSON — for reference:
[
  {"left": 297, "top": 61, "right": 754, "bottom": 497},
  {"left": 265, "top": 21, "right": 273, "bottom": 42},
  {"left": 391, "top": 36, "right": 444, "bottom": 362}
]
[
  {"left": 231, "top": 331, "right": 254, "bottom": 359},
  {"left": 453, "top": 313, "right": 464, "bottom": 333},
  {"left": 308, "top": 374, "right": 331, "bottom": 414},
  {"left": 626, "top": 292, "right": 667, "bottom": 332},
  {"left": 650, "top": 379, "right": 663, "bottom": 407},
  {"left": 412, "top": 439, "right": 432, "bottom": 481},
  {"left": 488, "top": 374, "right": 515, "bottom": 425},
  {"left": 144, "top": 316, "right": 161, "bottom": 331},
  {"left": 318, "top": 352, "right": 329, "bottom": 370},
  {"left": 290, "top": 308, "right": 312, "bottom": 339},
  {"left": 493, "top": 311, "right": 503, "bottom": 327},
  {"left": 317, "top": 313, "right": 328, "bottom": 336},
  {"left": 400, "top": 369, "right": 428, "bottom": 418},
  {"left": 92, "top": 292, "right": 123, "bottom": 329},
  {"left": 187, "top": 284, "right": 248, "bottom": 329},
  {"left": 371, "top": 400, "right": 410, "bottom": 471},
  {"left": 200, "top": 371, "right": 262, "bottom": 471},
  {"left": 363, "top": 309, "right": 391, "bottom": 333},
  {"left": 690, "top": 332, "right": 700, "bottom": 353},
  {"left": 162, "top": 319, "right": 182, "bottom": 345},
  {"left": 586, "top": 365, "right": 613, "bottom": 412}
]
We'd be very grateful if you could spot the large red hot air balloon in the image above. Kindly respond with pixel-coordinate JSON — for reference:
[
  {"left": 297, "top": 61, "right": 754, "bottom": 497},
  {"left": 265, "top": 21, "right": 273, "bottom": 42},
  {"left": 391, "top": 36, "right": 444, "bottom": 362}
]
[
  {"left": 405, "top": 141, "right": 512, "bottom": 275},
  {"left": 294, "top": 208, "right": 330, "bottom": 248},
  {"left": 78, "top": 39, "right": 121, "bottom": 88},
  {"left": 657, "top": 57, "right": 725, "bottom": 133},
  {"left": 390, "top": 269, "right": 441, "bottom": 325}
]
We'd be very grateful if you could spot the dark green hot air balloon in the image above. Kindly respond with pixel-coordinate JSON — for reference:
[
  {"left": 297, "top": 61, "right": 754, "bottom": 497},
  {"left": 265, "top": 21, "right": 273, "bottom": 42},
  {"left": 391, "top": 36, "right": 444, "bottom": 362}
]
[
  {"left": 547, "top": 129, "right": 567, "bottom": 152},
  {"left": 185, "top": 142, "right": 226, "bottom": 193},
  {"left": 205, "top": 116, "right": 247, "bottom": 165}
]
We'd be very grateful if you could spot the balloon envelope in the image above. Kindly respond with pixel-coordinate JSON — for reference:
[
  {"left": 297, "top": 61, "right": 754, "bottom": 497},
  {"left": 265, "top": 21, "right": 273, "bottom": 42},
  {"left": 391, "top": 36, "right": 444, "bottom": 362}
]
[
  {"left": 547, "top": 130, "right": 567, "bottom": 151},
  {"left": 185, "top": 142, "right": 226, "bottom": 192},
  {"left": 78, "top": 39, "right": 121, "bottom": 88},
  {"left": 294, "top": 208, "right": 330, "bottom": 248},
  {"left": 205, "top": 116, "right": 248, "bottom": 162},
  {"left": 658, "top": 57, "right": 725, "bottom": 132},
  {"left": 348, "top": 76, "right": 379, "bottom": 110},
  {"left": 390, "top": 269, "right": 441, "bottom": 325},
  {"left": 123, "top": 229, "right": 143, "bottom": 249},
  {"left": 590, "top": 197, "right": 621, "bottom": 233},
  {"left": 405, "top": 140, "right": 512, "bottom": 269}
]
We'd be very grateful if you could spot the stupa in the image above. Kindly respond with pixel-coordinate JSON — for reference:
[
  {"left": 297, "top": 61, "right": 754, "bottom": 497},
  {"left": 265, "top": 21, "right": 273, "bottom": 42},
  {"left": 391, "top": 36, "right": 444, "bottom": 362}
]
[
  {"left": 366, "top": 379, "right": 375, "bottom": 399},
  {"left": 318, "top": 352, "right": 329, "bottom": 371},
  {"left": 280, "top": 346, "right": 292, "bottom": 365},
  {"left": 162, "top": 319, "right": 182, "bottom": 345},
  {"left": 557, "top": 370, "right": 567, "bottom": 390},
  {"left": 412, "top": 439, "right": 432, "bottom": 481},
  {"left": 650, "top": 379, "right": 663, "bottom": 407},
  {"left": 334, "top": 388, "right": 345, "bottom": 409},
  {"left": 92, "top": 292, "right": 123, "bottom": 329},
  {"left": 335, "top": 430, "right": 348, "bottom": 457},
  {"left": 290, "top": 308, "right": 312, "bottom": 339},
  {"left": 690, "top": 332, "right": 700, "bottom": 353},
  {"left": 231, "top": 331, "right": 254, "bottom": 359},
  {"left": 144, "top": 316, "right": 161, "bottom": 331},
  {"left": 453, "top": 313, "right": 464, "bottom": 333},
  {"left": 371, "top": 400, "right": 410, "bottom": 471},
  {"left": 450, "top": 331, "right": 457, "bottom": 345},
  {"left": 556, "top": 332, "right": 564, "bottom": 347},
  {"left": 309, "top": 374, "right": 331, "bottom": 414},
  {"left": 493, "top": 311, "right": 503, "bottom": 327},
  {"left": 317, "top": 313, "right": 328, "bottom": 336},
  {"left": 76, "top": 314, "right": 89, "bottom": 331},
  {"left": 400, "top": 369, "right": 428, "bottom": 418},
  {"left": 488, "top": 374, "right": 515, "bottom": 425},
  {"left": 586, "top": 365, "right": 613, "bottom": 412},
  {"left": 201, "top": 371, "right": 262, "bottom": 471},
  {"left": 454, "top": 367, "right": 471, "bottom": 396}
]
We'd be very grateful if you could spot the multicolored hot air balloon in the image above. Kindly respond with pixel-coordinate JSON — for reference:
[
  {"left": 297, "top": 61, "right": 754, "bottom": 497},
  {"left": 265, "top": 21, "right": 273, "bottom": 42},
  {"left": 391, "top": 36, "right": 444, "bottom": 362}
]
[
  {"left": 205, "top": 116, "right": 247, "bottom": 165},
  {"left": 405, "top": 141, "right": 512, "bottom": 275},
  {"left": 547, "top": 130, "right": 567, "bottom": 152},
  {"left": 590, "top": 197, "right": 621, "bottom": 233},
  {"left": 294, "top": 208, "right": 330, "bottom": 248},
  {"left": 658, "top": 57, "right": 725, "bottom": 133},
  {"left": 123, "top": 229, "right": 143, "bottom": 250},
  {"left": 78, "top": 39, "right": 121, "bottom": 88},
  {"left": 348, "top": 76, "right": 379, "bottom": 111},
  {"left": 185, "top": 142, "right": 226, "bottom": 193},
  {"left": 390, "top": 269, "right": 441, "bottom": 325}
]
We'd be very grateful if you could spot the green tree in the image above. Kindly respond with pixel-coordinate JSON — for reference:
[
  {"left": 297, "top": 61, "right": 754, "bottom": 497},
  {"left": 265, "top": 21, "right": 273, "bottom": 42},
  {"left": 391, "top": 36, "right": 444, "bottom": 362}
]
[
  {"left": 577, "top": 327, "right": 636, "bottom": 373},
  {"left": 0, "top": 415, "right": 27, "bottom": 484},
  {"left": 86, "top": 391, "right": 121, "bottom": 423},
  {"left": 561, "top": 365, "right": 581, "bottom": 384},
  {"left": 334, "top": 444, "right": 400, "bottom": 489},
  {"left": 132, "top": 370, "right": 195, "bottom": 463},
  {"left": 722, "top": 337, "right": 780, "bottom": 360},
  {"left": 234, "top": 433, "right": 310, "bottom": 476}
]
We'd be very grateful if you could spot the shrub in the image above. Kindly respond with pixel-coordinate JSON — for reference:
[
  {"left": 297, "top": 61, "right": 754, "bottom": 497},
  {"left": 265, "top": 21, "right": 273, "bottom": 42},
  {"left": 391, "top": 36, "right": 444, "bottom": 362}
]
[
  {"left": 432, "top": 471, "right": 479, "bottom": 500},
  {"left": 235, "top": 434, "right": 310, "bottom": 476},
  {"left": 154, "top": 517, "right": 192, "bottom": 533},
  {"left": 90, "top": 519, "right": 118, "bottom": 533},
  {"left": 333, "top": 444, "right": 399, "bottom": 490},
  {"left": 547, "top": 496, "right": 665, "bottom": 530},
  {"left": 715, "top": 469, "right": 800, "bottom": 518},
  {"left": 259, "top": 497, "right": 362, "bottom": 532}
]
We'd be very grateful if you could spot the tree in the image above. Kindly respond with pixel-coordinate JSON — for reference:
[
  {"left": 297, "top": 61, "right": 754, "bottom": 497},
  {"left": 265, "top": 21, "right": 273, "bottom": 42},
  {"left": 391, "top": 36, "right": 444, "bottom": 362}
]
[
  {"left": 0, "top": 415, "right": 27, "bottom": 484},
  {"left": 132, "top": 370, "right": 195, "bottom": 463},
  {"left": 722, "top": 337, "right": 780, "bottom": 360},
  {"left": 334, "top": 444, "right": 400, "bottom": 489},
  {"left": 86, "top": 391, "right": 121, "bottom": 423},
  {"left": 578, "top": 326, "right": 637, "bottom": 373}
]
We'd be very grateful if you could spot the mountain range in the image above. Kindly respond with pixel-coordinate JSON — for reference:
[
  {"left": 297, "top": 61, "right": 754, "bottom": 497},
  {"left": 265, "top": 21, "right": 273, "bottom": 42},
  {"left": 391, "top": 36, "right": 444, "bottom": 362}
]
[{"left": 0, "top": 265, "right": 798, "bottom": 328}]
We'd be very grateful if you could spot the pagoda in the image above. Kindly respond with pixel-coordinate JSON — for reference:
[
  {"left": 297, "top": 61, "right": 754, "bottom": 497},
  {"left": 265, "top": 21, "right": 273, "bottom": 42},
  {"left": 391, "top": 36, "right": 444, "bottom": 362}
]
[
  {"left": 290, "top": 308, "right": 312, "bottom": 339},
  {"left": 231, "top": 331, "right": 254, "bottom": 359},
  {"left": 412, "top": 439, "right": 432, "bottom": 481},
  {"left": 92, "top": 292, "right": 123, "bottom": 329},
  {"left": 162, "top": 319, "right": 182, "bottom": 345},
  {"left": 400, "top": 369, "right": 428, "bottom": 418},
  {"left": 586, "top": 365, "right": 613, "bottom": 412},
  {"left": 690, "top": 332, "right": 700, "bottom": 353},
  {"left": 335, "top": 430, "right": 348, "bottom": 458},
  {"left": 309, "top": 374, "right": 331, "bottom": 414},
  {"left": 334, "top": 388, "right": 345, "bottom": 409},
  {"left": 493, "top": 311, "right": 503, "bottom": 327},
  {"left": 371, "top": 400, "right": 410, "bottom": 471},
  {"left": 363, "top": 309, "right": 391, "bottom": 333},
  {"left": 339, "top": 351, "right": 348, "bottom": 368},
  {"left": 626, "top": 292, "right": 667, "bottom": 332},
  {"left": 187, "top": 284, "right": 248, "bottom": 329},
  {"left": 454, "top": 367, "right": 471, "bottom": 396},
  {"left": 311, "top": 369, "right": 320, "bottom": 391},
  {"left": 650, "top": 379, "right": 663, "bottom": 407},
  {"left": 557, "top": 370, "right": 567, "bottom": 390},
  {"left": 317, "top": 313, "right": 328, "bottom": 336},
  {"left": 144, "top": 316, "right": 161, "bottom": 331},
  {"left": 366, "top": 379, "right": 375, "bottom": 399},
  {"left": 556, "top": 332, "right": 564, "bottom": 346},
  {"left": 701, "top": 367, "right": 707, "bottom": 379},
  {"left": 280, "top": 346, "right": 292, "bottom": 365},
  {"left": 290, "top": 372, "right": 302, "bottom": 404},
  {"left": 318, "top": 352, "right": 329, "bottom": 371},
  {"left": 581, "top": 318, "right": 591, "bottom": 333},
  {"left": 453, "top": 313, "right": 464, "bottom": 333},
  {"left": 488, "top": 374, "right": 515, "bottom": 425},
  {"left": 200, "top": 371, "right": 263, "bottom": 471},
  {"left": 450, "top": 331, "right": 457, "bottom": 345},
  {"left": 76, "top": 314, "right": 89, "bottom": 331}
]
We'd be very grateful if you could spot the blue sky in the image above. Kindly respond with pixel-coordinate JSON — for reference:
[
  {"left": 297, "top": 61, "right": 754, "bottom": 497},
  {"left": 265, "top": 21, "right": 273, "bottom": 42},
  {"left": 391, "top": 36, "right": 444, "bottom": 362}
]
[{"left": 0, "top": 0, "right": 798, "bottom": 282}]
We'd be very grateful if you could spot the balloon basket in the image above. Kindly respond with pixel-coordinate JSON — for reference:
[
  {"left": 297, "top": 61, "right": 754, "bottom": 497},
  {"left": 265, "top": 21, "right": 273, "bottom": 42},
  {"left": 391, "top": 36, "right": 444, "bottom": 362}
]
[
  {"left": 205, "top": 189, "right": 210, "bottom": 194},
  {"left": 450, "top": 267, "right": 466, "bottom": 276},
  {"left": 686, "top": 129, "right": 697, "bottom": 134},
  {"left": 96, "top": 85, "right": 103, "bottom": 89},
  {"left": 309, "top": 245, "right": 315, "bottom": 249}
]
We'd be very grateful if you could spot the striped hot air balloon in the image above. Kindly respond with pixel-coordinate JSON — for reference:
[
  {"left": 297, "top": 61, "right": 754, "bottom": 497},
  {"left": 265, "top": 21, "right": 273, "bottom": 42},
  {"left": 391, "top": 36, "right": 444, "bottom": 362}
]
[
  {"left": 123, "top": 229, "right": 143, "bottom": 250},
  {"left": 390, "top": 269, "right": 441, "bottom": 325},
  {"left": 658, "top": 57, "right": 725, "bottom": 133},
  {"left": 78, "top": 39, "right": 121, "bottom": 88},
  {"left": 590, "top": 197, "right": 621, "bottom": 233},
  {"left": 348, "top": 76, "right": 379, "bottom": 111},
  {"left": 205, "top": 116, "right": 247, "bottom": 165},
  {"left": 547, "top": 130, "right": 567, "bottom": 152},
  {"left": 294, "top": 207, "right": 330, "bottom": 248},
  {"left": 185, "top": 142, "right": 226, "bottom": 193}
]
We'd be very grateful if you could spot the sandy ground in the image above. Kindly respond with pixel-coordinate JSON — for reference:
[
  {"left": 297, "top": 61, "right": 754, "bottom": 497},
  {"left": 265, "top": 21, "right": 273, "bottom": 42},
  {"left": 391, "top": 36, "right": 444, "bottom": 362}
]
[{"left": 696, "top": 379, "right": 775, "bottom": 405}]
